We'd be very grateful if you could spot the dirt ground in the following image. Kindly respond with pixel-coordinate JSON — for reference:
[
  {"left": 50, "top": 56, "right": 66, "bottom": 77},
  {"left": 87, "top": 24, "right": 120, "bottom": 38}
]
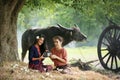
[{"left": 0, "top": 62, "right": 120, "bottom": 80}]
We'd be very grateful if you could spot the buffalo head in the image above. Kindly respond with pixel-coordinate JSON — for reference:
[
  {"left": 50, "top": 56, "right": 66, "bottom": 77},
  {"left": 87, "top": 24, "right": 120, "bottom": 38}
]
[{"left": 57, "top": 24, "right": 87, "bottom": 42}]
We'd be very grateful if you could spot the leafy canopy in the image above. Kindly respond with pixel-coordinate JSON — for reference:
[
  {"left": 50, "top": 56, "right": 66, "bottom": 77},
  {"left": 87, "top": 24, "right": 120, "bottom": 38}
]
[{"left": 17, "top": 0, "right": 120, "bottom": 46}]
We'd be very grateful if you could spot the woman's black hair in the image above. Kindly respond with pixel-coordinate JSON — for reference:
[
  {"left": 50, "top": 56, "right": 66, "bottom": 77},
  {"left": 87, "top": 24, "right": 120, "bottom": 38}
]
[
  {"left": 39, "top": 34, "right": 45, "bottom": 38},
  {"left": 34, "top": 34, "right": 45, "bottom": 44},
  {"left": 32, "top": 34, "right": 48, "bottom": 55}
]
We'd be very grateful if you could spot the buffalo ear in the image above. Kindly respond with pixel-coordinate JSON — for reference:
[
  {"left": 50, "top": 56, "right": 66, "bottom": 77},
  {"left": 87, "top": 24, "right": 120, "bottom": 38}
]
[{"left": 65, "top": 31, "right": 73, "bottom": 36}]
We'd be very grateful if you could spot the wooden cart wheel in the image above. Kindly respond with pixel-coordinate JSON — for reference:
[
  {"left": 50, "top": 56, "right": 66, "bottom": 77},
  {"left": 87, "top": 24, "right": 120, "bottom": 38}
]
[{"left": 97, "top": 25, "right": 120, "bottom": 72}]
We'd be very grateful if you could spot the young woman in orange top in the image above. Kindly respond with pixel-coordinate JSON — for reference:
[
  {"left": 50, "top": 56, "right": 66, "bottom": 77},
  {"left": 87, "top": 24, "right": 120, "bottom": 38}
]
[{"left": 50, "top": 36, "right": 68, "bottom": 70}]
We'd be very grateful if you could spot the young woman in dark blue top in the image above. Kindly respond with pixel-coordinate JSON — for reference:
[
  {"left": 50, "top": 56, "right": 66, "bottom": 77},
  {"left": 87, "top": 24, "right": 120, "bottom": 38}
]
[{"left": 28, "top": 34, "right": 52, "bottom": 72}]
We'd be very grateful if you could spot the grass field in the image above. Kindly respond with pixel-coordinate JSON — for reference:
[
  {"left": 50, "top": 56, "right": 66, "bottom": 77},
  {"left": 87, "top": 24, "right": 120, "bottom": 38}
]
[{"left": 18, "top": 46, "right": 99, "bottom": 65}]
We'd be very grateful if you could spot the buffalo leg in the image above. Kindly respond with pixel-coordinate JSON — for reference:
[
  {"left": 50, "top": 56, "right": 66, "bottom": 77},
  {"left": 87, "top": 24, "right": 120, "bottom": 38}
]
[{"left": 21, "top": 49, "right": 27, "bottom": 61}]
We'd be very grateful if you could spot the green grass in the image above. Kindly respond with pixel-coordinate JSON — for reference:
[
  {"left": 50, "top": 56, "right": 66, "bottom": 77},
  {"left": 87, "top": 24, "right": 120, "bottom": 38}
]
[
  {"left": 66, "top": 47, "right": 98, "bottom": 61},
  {"left": 18, "top": 46, "right": 98, "bottom": 65}
]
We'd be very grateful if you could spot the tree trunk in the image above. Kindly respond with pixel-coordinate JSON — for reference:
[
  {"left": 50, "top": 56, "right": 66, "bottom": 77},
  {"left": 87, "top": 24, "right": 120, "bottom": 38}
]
[{"left": 0, "top": 0, "right": 25, "bottom": 66}]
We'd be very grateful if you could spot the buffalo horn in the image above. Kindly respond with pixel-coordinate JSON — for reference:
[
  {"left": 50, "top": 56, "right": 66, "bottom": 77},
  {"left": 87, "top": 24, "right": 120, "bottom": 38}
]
[
  {"left": 74, "top": 24, "right": 78, "bottom": 27},
  {"left": 57, "top": 23, "right": 72, "bottom": 31},
  {"left": 57, "top": 23, "right": 63, "bottom": 28}
]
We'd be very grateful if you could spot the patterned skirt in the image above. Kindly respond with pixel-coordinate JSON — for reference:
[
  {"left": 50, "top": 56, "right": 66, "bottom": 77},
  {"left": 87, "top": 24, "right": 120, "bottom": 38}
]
[{"left": 29, "top": 62, "right": 53, "bottom": 72}]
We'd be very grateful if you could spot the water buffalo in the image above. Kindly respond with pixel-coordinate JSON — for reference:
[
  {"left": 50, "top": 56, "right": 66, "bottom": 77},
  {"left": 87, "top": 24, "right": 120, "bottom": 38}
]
[{"left": 21, "top": 24, "right": 87, "bottom": 61}]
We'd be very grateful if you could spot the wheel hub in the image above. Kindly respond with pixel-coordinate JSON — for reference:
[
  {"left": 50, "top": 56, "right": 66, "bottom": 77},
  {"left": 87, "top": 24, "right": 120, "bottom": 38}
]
[{"left": 108, "top": 41, "right": 120, "bottom": 57}]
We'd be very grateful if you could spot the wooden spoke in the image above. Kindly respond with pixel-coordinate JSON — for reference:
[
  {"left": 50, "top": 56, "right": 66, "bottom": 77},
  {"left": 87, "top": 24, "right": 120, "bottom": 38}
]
[
  {"left": 101, "top": 48, "right": 108, "bottom": 51},
  {"left": 117, "top": 33, "right": 120, "bottom": 40},
  {"left": 112, "top": 29, "right": 120, "bottom": 42},
  {"left": 115, "top": 56, "right": 118, "bottom": 69},
  {"left": 107, "top": 30, "right": 112, "bottom": 39},
  {"left": 106, "top": 54, "right": 111, "bottom": 65},
  {"left": 111, "top": 56, "right": 114, "bottom": 69},
  {"left": 113, "top": 29, "right": 117, "bottom": 38},
  {"left": 102, "top": 52, "right": 110, "bottom": 60},
  {"left": 104, "top": 35, "right": 112, "bottom": 45},
  {"left": 114, "top": 29, "right": 119, "bottom": 40},
  {"left": 117, "top": 56, "right": 120, "bottom": 60},
  {"left": 102, "top": 42, "right": 109, "bottom": 47}
]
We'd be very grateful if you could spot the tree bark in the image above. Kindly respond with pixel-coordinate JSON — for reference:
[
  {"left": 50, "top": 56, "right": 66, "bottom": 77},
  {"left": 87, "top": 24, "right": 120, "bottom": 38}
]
[{"left": 0, "top": 0, "right": 25, "bottom": 66}]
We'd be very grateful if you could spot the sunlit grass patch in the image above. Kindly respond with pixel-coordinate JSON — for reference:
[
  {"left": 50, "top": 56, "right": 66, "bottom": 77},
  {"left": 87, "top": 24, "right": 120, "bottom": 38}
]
[{"left": 66, "top": 46, "right": 98, "bottom": 62}]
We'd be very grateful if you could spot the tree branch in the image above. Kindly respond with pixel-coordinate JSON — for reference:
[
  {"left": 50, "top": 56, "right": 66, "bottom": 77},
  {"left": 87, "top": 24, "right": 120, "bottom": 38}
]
[
  {"left": 12, "top": 0, "right": 25, "bottom": 16},
  {"left": 7, "top": 0, "right": 18, "bottom": 13}
]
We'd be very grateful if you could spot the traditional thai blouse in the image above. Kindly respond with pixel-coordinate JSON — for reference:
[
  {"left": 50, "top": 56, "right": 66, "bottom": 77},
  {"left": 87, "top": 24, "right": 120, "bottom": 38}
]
[
  {"left": 29, "top": 45, "right": 42, "bottom": 65},
  {"left": 51, "top": 47, "right": 67, "bottom": 66}
]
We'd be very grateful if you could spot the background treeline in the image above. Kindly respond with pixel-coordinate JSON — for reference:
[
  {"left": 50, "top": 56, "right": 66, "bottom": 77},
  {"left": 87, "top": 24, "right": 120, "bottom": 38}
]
[{"left": 17, "top": 0, "right": 120, "bottom": 47}]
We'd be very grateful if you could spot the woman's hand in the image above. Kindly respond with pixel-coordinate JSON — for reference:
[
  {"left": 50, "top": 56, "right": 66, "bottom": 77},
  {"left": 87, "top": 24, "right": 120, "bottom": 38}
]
[
  {"left": 39, "top": 55, "right": 44, "bottom": 60},
  {"left": 50, "top": 55, "right": 58, "bottom": 59},
  {"left": 32, "top": 55, "right": 45, "bottom": 61},
  {"left": 50, "top": 54, "right": 66, "bottom": 63}
]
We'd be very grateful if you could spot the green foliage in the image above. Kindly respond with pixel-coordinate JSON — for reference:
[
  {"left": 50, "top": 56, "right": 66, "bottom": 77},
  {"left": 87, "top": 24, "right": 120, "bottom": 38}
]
[{"left": 17, "top": 0, "right": 120, "bottom": 46}]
